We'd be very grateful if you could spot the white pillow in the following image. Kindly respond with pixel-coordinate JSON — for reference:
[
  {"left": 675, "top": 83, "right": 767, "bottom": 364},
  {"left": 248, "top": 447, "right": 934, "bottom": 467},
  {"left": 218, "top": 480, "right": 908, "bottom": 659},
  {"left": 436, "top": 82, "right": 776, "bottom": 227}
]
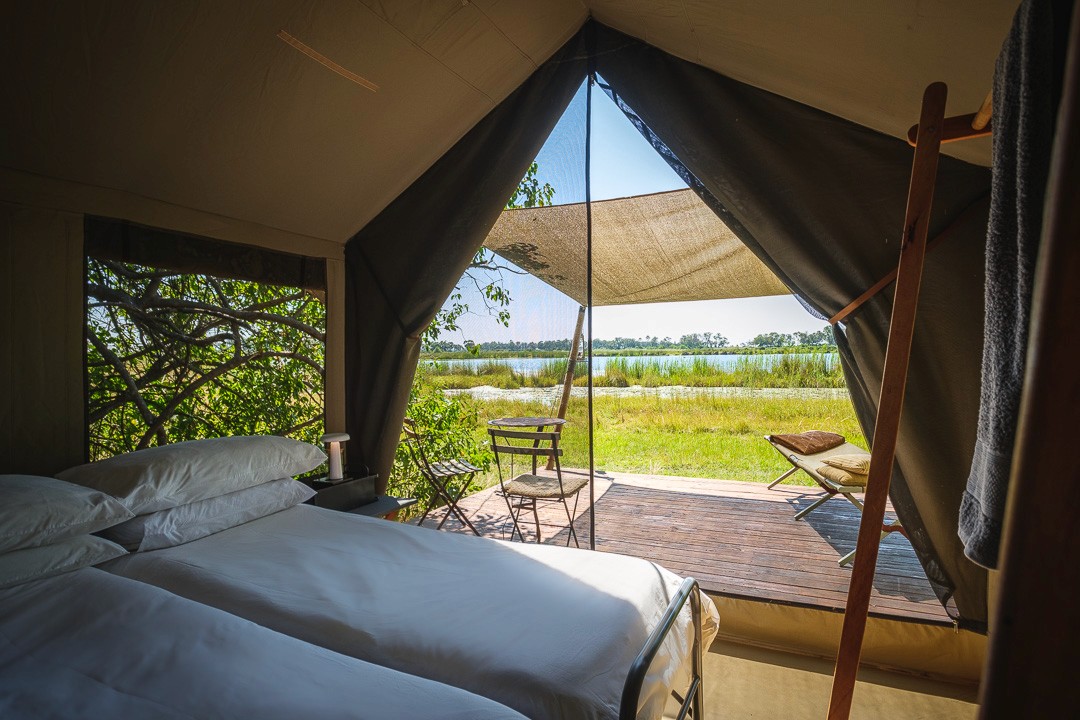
[
  {"left": 102, "top": 478, "right": 317, "bottom": 551},
  {"left": 0, "top": 475, "right": 133, "bottom": 553},
  {"left": 0, "top": 535, "right": 127, "bottom": 589},
  {"left": 57, "top": 436, "right": 326, "bottom": 515}
]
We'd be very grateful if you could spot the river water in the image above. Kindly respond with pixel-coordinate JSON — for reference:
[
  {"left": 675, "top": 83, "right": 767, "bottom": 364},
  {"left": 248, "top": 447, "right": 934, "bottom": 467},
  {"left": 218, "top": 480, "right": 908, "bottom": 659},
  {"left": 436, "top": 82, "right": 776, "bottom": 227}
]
[
  {"left": 445, "top": 385, "right": 850, "bottom": 402},
  {"left": 424, "top": 352, "right": 838, "bottom": 375}
]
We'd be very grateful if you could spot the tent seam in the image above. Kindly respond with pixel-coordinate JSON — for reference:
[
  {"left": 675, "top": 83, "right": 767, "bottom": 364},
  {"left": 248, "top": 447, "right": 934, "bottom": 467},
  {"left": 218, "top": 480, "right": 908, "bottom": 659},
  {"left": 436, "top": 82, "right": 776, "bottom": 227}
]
[
  {"left": 348, "top": 243, "right": 407, "bottom": 335},
  {"left": 466, "top": 3, "right": 539, "bottom": 70},
  {"left": 350, "top": 0, "right": 496, "bottom": 106},
  {"left": 678, "top": 0, "right": 702, "bottom": 65}
]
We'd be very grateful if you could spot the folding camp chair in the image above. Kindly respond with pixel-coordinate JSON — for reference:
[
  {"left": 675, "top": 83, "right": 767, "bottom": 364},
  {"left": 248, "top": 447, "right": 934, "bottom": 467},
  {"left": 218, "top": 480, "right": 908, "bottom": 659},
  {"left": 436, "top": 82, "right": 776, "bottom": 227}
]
[
  {"left": 765, "top": 435, "right": 905, "bottom": 566},
  {"left": 488, "top": 427, "right": 588, "bottom": 547},
  {"left": 765, "top": 436, "right": 870, "bottom": 519},
  {"left": 401, "top": 418, "right": 480, "bottom": 536}
]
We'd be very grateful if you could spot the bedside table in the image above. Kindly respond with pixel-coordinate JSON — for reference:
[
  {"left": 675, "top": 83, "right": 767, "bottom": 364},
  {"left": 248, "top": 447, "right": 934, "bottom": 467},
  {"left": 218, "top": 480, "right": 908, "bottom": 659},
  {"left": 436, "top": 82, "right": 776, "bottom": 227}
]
[
  {"left": 299, "top": 474, "right": 377, "bottom": 512},
  {"left": 348, "top": 495, "right": 418, "bottom": 520}
]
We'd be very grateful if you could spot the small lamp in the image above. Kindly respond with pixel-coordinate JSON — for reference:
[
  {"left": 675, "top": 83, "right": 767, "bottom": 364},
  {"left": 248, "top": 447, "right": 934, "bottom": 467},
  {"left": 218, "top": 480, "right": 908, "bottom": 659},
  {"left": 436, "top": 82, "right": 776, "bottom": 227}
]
[{"left": 321, "top": 432, "right": 350, "bottom": 481}]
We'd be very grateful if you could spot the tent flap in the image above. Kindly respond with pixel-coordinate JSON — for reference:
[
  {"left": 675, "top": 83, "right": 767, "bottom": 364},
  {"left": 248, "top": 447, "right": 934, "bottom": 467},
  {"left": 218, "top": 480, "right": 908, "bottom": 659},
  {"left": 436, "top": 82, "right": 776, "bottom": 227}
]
[
  {"left": 343, "top": 31, "right": 588, "bottom": 492},
  {"left": 591, "top": 23, "right": 992, "bottom": 625}
]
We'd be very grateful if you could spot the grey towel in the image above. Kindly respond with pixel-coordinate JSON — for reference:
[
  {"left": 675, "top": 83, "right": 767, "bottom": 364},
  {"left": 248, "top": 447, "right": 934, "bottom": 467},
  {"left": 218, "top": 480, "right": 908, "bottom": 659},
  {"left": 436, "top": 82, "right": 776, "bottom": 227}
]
[{"left": 960, "top": 0, "right": 1071, "bottom": 568}]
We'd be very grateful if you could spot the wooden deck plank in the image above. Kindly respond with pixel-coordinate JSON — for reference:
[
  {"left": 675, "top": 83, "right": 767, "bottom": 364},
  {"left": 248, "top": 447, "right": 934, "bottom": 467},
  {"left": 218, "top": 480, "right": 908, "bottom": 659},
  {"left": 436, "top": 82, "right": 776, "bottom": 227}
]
[{"left": 416, "top": 470, "right": 951, "bottom": 624}]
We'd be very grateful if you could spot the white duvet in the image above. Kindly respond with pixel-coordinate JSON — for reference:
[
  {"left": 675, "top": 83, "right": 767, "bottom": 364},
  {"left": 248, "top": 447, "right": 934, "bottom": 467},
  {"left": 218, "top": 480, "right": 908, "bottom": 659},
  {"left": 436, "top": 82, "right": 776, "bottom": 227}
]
[
  {"left": 105, "top": 505, "right": 720, "bottom": 720},
  {"left": 0, "top": 567, "right": 525, "bottom": 719}
]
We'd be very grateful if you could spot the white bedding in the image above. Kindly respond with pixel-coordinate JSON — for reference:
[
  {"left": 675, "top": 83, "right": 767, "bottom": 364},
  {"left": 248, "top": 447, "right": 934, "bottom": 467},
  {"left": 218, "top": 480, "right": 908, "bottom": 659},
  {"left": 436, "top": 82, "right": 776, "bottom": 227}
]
[
  {"left": 105, "top": 504, "right": 720, "bottom": 720},
  {"left": 0, "top": 567, "right": 525, "bottom": 719}
]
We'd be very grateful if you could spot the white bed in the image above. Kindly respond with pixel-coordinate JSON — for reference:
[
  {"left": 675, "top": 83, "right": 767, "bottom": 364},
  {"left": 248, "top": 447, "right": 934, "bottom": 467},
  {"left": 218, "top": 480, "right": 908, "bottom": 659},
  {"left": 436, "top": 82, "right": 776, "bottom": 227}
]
[
  {"left": 0, "top": 566, "right": 526, "bottom": 720},
  {"left": 105, "top": 504, "right": 720, "bottom": 720}
]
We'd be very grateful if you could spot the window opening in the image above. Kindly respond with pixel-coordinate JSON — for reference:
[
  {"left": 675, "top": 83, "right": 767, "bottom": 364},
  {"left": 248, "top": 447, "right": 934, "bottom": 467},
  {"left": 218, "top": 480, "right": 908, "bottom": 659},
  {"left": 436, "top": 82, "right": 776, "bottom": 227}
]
[{"left": 85, "top": 257, "right": 326, "bottom": 459}]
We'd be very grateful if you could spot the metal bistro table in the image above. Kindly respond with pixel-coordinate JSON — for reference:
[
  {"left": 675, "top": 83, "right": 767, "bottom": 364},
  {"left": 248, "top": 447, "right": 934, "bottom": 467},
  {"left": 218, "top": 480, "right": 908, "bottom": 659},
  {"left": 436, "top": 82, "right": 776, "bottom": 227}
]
[{"left": 487, "top": 416, "right": 567, "bottom": 430}]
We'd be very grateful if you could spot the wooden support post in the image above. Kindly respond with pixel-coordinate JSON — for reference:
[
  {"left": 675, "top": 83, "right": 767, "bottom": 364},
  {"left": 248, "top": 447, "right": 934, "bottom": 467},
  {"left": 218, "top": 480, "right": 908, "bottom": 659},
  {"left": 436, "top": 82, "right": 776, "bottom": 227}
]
[
  {"left": 906, "top": 112, "right": 991, "bottom": 146},
  {"left": 547, "top": 305, "right": 586, "bottom": 470},
  {"left": 828, "top": 198, "right": 988, "bottom": 326},
  {"left": 827, "top": 81, "right": 947, "bottom": 720},
  {"left": 972, "top": 90, "right": 993, "bottom": 130}
]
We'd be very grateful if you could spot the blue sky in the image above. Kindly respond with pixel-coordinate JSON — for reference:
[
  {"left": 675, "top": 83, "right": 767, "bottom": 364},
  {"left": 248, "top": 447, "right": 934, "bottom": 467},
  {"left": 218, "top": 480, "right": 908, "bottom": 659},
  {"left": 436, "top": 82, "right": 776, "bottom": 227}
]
[{"left": 444, "top": 79, "right": 827, "bottom": 346}]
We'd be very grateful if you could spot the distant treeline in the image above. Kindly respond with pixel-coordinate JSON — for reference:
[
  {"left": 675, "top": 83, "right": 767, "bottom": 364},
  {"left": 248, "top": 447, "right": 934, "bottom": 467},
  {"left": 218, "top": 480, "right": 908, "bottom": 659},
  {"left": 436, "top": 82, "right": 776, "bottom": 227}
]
[{"left": 424, "top": 328, "right": 835, "bottom": 356}]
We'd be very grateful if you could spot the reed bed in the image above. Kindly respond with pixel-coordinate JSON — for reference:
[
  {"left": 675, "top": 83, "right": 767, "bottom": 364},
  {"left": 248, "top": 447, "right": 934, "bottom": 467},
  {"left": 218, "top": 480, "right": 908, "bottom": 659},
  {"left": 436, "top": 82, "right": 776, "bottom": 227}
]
[{"left": 425, "top": 353, "right": 844, "bottom": 390}]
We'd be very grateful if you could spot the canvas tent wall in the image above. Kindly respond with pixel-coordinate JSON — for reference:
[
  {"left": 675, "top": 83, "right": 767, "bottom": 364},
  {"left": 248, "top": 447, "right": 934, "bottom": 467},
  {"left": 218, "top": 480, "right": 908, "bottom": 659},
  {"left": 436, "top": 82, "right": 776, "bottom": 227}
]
[
  {"left": 345, "top": 22, "right": 993, "bottom": 629},
  {"left": 1, "top": 1, "right": 1021, "bottom": 631}
]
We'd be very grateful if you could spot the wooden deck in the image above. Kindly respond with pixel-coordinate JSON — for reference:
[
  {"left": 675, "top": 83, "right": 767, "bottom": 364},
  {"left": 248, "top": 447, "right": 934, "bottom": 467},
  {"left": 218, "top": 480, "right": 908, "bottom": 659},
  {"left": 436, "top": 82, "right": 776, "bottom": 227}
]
[{"left": 421, "top": 469, "right": 951, "bottom": 624}]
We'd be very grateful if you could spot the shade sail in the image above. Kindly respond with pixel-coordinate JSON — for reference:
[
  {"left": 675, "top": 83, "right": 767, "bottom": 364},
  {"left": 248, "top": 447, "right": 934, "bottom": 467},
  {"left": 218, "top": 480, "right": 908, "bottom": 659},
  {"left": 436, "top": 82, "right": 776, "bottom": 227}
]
[{"left": 483, "top": 188, "right": 790, "bottom": 305}]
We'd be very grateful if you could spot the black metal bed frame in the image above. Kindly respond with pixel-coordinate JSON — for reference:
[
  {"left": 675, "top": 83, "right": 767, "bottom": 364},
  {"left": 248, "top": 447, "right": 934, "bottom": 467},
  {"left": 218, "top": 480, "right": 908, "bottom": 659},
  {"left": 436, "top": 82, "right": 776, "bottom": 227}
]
[{"left": 620, "top": 577, "right": 704, "bottom": 720}]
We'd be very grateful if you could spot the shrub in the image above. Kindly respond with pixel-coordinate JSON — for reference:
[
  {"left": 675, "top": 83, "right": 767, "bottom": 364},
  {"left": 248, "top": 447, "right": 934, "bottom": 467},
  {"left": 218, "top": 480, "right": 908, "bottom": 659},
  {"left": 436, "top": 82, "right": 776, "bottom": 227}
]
[{"left": 388, "top": 367, "right": 493, "bottom": 520}]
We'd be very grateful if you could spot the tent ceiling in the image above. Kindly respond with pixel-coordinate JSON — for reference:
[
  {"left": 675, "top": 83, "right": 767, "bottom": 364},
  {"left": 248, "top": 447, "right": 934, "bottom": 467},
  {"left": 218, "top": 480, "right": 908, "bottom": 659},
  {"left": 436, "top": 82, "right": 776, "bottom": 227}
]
[
  {"left": 0, "top": 0, "right": 586, "bottom": 244},
  {"left": 483, "top": 188, "right": 790, "bottom": 305},
  {"left": 587, "top": 0, "right": 1013, "bottom": 167},
  {"left": 2, "top": 1, "right": 1014, "bottom": 247}
]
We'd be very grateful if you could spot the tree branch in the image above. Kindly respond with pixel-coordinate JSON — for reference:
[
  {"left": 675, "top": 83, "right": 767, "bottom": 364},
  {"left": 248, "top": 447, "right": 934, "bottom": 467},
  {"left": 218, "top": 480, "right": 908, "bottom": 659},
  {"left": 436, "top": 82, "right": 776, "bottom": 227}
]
[
  {"left": 89, "top": 260, "right": 326, "bottom": 450},
  {"left": 134, "top": 348, "right": 324, "bottom": 449},
  {"left": 89, "top": 283, "right": 315, "bottom": 346},
  {"left": 147, "top": 297, "right": 325, "bottom": 341},
  {"left": 96, "top": 259, "right": 175, "bottom": 281},
  {"left": 87, "top": 332, "right": 157, "bottom": 427},
  {"left": 246, "top": 291, "right": 305, "bottom": 312},
  {"left": 136, "top": 354, "right": 251, "bottom": 449},
  {"left": 260, "top": 351, "right": 326, "bottom": 377},
  {"left": 467, "top": 260, "right": 527, "bottom": 275},
  {"left": 277, "top": 415, "right": 321, "bottom": 437}
]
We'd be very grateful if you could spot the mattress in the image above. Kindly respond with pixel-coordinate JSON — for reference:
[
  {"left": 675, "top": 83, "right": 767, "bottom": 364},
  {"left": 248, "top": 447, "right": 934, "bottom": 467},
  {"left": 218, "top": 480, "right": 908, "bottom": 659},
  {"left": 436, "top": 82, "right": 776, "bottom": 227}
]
[
  {"left": 105, "top": 504, "right": 720, "bottom": 720},
  {"left": 0, "top": 567, "right": 525, "bottom": 719}
]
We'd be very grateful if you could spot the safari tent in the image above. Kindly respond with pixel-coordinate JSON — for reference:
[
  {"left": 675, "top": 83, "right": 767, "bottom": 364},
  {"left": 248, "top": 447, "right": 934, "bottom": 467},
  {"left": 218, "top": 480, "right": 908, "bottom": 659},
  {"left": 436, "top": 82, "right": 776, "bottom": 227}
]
[{"left": 1, "top": 2, "right": 1077, "bottom": 717}]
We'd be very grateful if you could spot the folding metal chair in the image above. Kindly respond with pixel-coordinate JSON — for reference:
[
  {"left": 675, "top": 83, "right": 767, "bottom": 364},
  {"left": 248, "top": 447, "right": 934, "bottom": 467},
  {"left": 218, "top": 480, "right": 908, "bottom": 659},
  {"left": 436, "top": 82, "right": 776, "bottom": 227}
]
[
  {"left": 401, "top": 418, "right": 480, "bottom": 535},
  {"left": 488, "top": 427, "right": 588, "bottom": 547}
]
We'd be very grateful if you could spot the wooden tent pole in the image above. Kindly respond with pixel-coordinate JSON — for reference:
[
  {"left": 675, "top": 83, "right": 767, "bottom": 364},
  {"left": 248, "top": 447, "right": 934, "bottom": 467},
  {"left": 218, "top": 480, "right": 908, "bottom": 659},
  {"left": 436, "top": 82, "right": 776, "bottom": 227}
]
[
  {"left": 972, "top": 90, "right": 993, "bottom": 130},
  {"left": 827, "top": 81, "right": 947, "bottom": 720},
  {"left": 548, "top": 305, "right": 586, "bottom": 470},
  {"left": 906, "top": 112, "right": 990, "bottom": 146},
  {"left": 828, "top": 198, "right": 987, "bottom": 326}
]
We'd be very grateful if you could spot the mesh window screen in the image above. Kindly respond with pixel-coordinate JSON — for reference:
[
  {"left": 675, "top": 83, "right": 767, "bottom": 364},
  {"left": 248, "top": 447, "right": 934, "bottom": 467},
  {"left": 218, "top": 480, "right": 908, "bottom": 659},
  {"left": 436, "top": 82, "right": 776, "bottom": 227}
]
[
  {"left": 84, "top": 220, "right": 327, "bottom": 461},
  {"left": 417, "top": 79, "right": 592, "bottom": 544},
  {"left": 468, "top": 70, "right": 846, "bottom": 551}
]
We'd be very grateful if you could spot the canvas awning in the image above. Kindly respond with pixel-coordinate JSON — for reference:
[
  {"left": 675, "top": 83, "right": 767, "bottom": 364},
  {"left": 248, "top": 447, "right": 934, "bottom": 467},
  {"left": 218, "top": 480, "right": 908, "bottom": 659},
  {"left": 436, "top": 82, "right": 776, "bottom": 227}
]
[{"left": 483, "top": 188, "right": 790, "bottom": 305}]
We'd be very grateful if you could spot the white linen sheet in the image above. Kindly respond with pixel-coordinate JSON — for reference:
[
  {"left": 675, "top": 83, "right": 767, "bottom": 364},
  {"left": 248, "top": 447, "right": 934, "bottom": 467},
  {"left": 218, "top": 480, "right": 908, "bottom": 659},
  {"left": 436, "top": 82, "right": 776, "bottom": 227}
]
[
  {"left": 0, "top": 567, "right": 525, "bottom": 720},
  {"left": 105, "top": 505, "right": 720, "bottom": 720}
]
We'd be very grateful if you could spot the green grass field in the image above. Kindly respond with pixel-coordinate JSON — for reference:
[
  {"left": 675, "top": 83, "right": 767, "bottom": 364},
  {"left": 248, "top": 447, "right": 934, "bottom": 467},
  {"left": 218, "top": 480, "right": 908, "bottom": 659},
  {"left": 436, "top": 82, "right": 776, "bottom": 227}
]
[{"left": 466, "top": 393, "right": 866, "bottom": 489}]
